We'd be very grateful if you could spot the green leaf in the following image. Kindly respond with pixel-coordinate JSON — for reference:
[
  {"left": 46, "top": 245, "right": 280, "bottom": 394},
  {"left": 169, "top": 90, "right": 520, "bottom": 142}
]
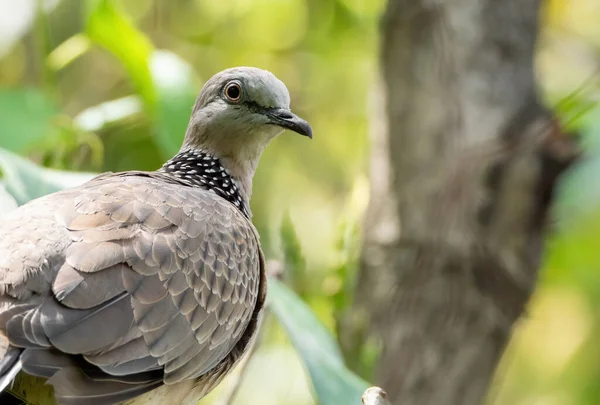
[
  {"left": 268, "top": 277, "right": 370, "bottom": 405},
  {"left": 85, "top": 1, "right": 200, "bottom": 159},
  {"left": 280, "top": 212, "right": 307, "bottom": 295},
  {"left": 0, "top": 148, "right": 97, "bottom": 205},
  {"left": 150, "top": 51, "right": 200, "bottom": 158},
  {"left": 0, "top": 89, "right": 59, "bottom": 153},
  {"left": 47, "top": 34, "right": 93, "bottom": 71},
  {"left": 85, "top": 0, "right": 156, "bottom": 106}
]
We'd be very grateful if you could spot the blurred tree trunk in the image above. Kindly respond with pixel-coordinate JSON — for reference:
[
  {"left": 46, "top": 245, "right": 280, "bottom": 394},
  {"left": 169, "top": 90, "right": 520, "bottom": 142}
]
[{"left": 350, "top": 1, "right": 578, "bottom": 404}]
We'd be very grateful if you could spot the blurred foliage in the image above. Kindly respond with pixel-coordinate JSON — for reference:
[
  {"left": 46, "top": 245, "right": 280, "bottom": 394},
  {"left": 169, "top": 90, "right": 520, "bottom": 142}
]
[
  {"left": 281, "top": 212, "right": 309, "bottom": 297},
  {"left": 0, "top": 147, "right": 95, "bottom": 204},
  {"left": 0, "top": 89, "right": 58, "bottom": 152},
  {"left": 1, "top": 0, "right": 600, "bottom": 404},
  {"left": 268, "top": 278, "right": 369, "bottom": 405}
]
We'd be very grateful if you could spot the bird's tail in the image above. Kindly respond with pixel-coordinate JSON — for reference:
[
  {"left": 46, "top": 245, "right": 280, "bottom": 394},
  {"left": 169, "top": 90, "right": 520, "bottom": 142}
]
[
  {"left": 0, "top": 347, "right": 22, "bottom": 392},
  {"left": 0, "top": 347, "right": 26, "bottom": 405}
]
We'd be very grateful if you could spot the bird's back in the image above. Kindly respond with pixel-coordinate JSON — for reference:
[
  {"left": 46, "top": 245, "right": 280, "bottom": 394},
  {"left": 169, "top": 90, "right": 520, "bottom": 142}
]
[{"left": 0, "top": 171, "right": 266, "bottom": 405}]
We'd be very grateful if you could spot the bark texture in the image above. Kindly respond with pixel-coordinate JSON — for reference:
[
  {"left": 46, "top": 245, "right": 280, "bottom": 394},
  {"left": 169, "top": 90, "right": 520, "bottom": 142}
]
[{"left": 353, "top": 1, "right": 578, "bottom": 404}]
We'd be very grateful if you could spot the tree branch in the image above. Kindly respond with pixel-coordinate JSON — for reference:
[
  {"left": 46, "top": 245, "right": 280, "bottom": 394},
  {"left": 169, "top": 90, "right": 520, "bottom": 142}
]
[{"left": 351, "top": 1, "right": 579, "bottom": 404}]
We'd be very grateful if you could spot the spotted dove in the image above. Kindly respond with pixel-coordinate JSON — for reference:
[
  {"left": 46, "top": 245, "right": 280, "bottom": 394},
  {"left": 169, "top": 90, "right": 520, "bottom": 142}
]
[{"left": 0, "top": 67, "right": 312, "bottom": 405}]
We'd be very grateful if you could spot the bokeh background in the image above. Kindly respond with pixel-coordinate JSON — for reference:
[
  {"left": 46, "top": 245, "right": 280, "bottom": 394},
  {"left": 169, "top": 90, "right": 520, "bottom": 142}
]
[{"left": 0, "top": 0, "right": 599, "bottom": 404}]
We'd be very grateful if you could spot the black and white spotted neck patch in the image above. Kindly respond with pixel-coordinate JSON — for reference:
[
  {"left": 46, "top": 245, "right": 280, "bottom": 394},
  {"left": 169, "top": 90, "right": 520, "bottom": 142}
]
[{"left": 160, "top": 149, "right": 249, "bottom": 218}]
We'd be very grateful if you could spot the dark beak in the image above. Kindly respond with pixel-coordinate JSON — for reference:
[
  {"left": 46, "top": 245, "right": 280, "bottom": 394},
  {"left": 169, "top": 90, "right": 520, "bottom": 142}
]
[{"left": 267, "top": 109, "right": 313, "bottom": 139}]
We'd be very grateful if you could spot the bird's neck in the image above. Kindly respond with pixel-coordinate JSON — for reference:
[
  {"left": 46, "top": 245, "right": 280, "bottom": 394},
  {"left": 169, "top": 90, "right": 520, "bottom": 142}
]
[{"left": 159, "top": 149, "right": 252, "bottom": 218}]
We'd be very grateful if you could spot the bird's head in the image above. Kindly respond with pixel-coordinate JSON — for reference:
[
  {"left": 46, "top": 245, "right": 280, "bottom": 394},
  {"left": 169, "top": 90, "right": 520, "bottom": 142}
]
[{"left": 182, "top": 67, "right": 312, "bottom": 169}]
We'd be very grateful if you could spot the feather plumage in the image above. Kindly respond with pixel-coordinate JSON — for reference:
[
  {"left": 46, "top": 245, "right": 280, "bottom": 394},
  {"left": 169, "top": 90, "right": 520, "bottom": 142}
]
[
  {"left": 0, "top": 66, "right": 312, "bottom": 405},
  {"left": 0, "top": 173, "right": 265, "bottom": 404}
]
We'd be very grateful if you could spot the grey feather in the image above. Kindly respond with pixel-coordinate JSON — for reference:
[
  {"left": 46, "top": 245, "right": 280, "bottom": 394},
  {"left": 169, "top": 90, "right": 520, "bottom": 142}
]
[
  {"left": 85, "top": 338, "right": 150, "bottom": 367},
  {"left": 40, "top": 294, "right": 133, "bottom": 354},
  {"left": 145, "top": 314, "right": 192, "bottom": 357},
  {"left": 98, "top": 356, "right": 160, "bottom": 376},
  {"left": 49, "top": 368, "right": 161, "bottom": 405},
  {"left": 0, "top": 355, "right": 20, "bottom": 393},
  {"left": 0, "top": 66, "right": 312, "bottom": 405},
  {"left": 21, "top": 348, "right": 75, "bottom": 378},
  {"left": 53, "top": 264, "right": 127, "bottom": 309},
  {"left": 0, "top": 346, "right": 20, "bottom": 377},
  {"left": 123, "top": 272, "right": 167, "bottom": 304},
  {"left": 135, "top": 297, "right": 179, "bottom": 332}
]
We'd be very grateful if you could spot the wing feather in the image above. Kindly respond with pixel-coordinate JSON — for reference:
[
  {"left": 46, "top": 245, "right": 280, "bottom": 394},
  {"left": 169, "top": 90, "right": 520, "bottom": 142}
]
[{"left": 0, "top": 172, "right": 264, "bottom": 403}]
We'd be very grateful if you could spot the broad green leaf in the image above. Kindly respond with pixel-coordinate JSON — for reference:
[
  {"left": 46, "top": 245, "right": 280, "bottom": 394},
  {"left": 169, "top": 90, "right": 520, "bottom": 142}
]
[
  {"left": 280, "top": 211, "right": 307, "bottom": 295},
  {"left": 0, "top": 89, "right": 59, "bottom": 152},
  {"left": 268, "top": 278, "right": 370, "bottom": 405},
  {"left": 85, "top": 0, "right": 155, "bottom": 105},
  {"left": 150, "top": 51, "right": 200, "bottom": 158},
  {"left": 0, "top": 148, "right": 96, "bottom": 205},
  {"left": 85, "top": 1, "right": 200, "bottom": 158}
]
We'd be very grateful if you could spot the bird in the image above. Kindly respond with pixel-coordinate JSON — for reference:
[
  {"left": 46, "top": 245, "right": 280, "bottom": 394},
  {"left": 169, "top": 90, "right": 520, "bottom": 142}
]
[{"left": 0, "top": 67, "right": 312, "bottom": 405}]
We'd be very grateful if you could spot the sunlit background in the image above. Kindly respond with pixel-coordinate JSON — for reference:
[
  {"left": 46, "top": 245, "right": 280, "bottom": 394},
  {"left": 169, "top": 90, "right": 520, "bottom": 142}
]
[{"left": 0, "top": 0, "right": 599, "bottom": 404}]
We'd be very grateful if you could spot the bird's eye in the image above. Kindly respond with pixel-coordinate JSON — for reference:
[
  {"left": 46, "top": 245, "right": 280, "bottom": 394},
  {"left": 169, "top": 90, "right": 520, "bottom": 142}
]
[{"left": 224, "top": 82, "right": 242, "bottom": 102}]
